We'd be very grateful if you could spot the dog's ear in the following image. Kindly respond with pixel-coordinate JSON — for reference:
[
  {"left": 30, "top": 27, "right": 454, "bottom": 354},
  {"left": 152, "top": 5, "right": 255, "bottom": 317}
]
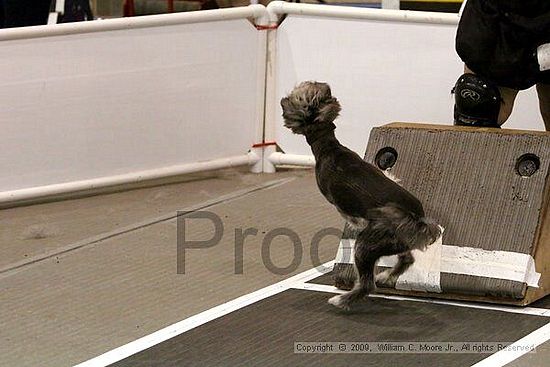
[{"left": 316, "top": 96, "right": 341, "bottom": 124}]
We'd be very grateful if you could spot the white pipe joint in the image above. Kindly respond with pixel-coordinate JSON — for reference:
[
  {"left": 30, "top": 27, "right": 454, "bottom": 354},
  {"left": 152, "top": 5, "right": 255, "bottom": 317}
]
[
  {"left": 268, "top": 152, "right": 315, "bottom": 167},
  {"left": 266, "top": 1, "right": 285, "bottom": 25}
]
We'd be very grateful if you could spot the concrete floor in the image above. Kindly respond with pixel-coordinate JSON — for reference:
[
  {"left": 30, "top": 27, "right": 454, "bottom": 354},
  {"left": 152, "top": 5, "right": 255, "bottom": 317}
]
[
  {"left": 0, "top": 168, "right": 343, "bottom": 367},
  {"left": 0, "top": 168, "right": 548, "bottom": 366}
]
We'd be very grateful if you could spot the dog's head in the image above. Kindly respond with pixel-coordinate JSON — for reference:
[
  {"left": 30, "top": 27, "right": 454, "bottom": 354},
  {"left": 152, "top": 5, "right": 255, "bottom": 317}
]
[{"left": 280, "top": 81, "right": 341, "bottom": 135}]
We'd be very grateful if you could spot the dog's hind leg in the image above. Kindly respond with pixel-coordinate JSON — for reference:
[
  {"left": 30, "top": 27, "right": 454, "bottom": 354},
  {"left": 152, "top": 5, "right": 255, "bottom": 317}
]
[
  {"left": 328, "top": 225, "right": 405, "bottom": 310},
  {"left": 375, "top": 251, "right": 414, "bottom": 288},
  {"left": 328, "top": 253, "right": 377, "bottom": 310}
]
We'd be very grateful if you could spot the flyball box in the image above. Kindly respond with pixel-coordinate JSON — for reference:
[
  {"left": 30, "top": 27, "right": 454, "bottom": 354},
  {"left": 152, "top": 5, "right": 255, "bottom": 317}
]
[{"left": 333, "top": 123, "right": 550, "bottom": 305}]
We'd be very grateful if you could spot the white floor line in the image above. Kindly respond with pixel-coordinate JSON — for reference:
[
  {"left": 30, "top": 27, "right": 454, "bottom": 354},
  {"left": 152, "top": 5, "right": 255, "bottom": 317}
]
[
  {"left": 470, "top": 322, "right": 550, "bottom": 367},
  {"left": 292, "top": 283, "right": 550, "bottom": 318},
  {"left": 72, "top": 261, "right": 334, "bottom": 367}
]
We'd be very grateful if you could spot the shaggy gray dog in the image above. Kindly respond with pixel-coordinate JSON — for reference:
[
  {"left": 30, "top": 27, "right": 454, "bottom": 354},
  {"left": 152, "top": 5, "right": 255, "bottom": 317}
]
[{"left": 281, "top": 81, "right": 442, "bottom": 310}]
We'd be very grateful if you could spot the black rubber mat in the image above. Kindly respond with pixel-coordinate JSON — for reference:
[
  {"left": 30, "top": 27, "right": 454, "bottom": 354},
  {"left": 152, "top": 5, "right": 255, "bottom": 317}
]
[
  {"left": 111, "top": 289, "right": 548, "bottom": 367},
  {"left": 308, "top": 271, "right": 334, "bottom": 286},
  {"left": 531, "top": 296, "right": 550, "bottom": 309}
]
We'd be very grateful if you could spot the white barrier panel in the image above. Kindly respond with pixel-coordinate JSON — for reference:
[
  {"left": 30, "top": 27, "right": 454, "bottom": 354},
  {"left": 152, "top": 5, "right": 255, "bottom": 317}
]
[
  {"left": 0, "top": 9, "right": 264, "bottom": 197},
  {"left": 272, "top": 4, "right": 543, "bottom": 157}
]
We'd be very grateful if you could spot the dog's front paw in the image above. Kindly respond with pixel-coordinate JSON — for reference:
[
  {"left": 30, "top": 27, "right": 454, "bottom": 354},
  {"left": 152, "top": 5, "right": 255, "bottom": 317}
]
[
  {"left": 328, "top": 295, "right": 351, "bottom": 311},
  {"left": 375, "top": 270, "right": 397, "bottom": 288}
]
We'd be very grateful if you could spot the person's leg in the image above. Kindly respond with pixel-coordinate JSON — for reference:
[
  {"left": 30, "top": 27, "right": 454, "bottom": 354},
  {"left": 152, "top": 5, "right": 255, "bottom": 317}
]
[
  {"left": 464, "top": 65, "right": 519, "bottom": 126},
  {"left": 536, "top": 83, "right": 550, "bottom": 131},
  {"left": 496, "top": 87, "right": 520, "bottom": 125}
]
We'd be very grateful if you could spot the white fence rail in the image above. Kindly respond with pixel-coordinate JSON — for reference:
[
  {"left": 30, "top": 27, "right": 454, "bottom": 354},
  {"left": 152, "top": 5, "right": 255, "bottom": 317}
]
[{"left": 0, "top": 6, "right": 266, "bottom": 206}]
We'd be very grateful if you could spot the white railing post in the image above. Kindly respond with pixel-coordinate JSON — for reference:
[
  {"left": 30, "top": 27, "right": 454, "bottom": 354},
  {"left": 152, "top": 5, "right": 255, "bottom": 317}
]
[
  {"left": 261, "top": 3, "right": 283, "bottom": 173},
  {"left": 381, "top": 0, "right": 400, "bottom": 10},
  {"left": 250, "top": 6, "right": 270, "bottom": 173}
]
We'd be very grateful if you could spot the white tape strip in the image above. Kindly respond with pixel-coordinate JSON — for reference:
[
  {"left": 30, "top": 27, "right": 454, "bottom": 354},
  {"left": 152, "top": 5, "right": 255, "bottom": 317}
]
[
  {"left": 537, "top": 43, "right": 550, "bottom": 72},
  {"left": 334, "top": 240, "right": 541, "bottom": 289},
  {"left": 440, "top": 245, "right": 541, "bottom": 288},
  {"left": 394, "top": 235, "right": 442, "bottom": 293}
]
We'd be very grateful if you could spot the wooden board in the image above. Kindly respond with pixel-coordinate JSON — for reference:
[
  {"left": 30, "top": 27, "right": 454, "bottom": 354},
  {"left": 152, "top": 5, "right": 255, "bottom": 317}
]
[{"left": 335, "top": 123, "right": 550, "bottom": 305}]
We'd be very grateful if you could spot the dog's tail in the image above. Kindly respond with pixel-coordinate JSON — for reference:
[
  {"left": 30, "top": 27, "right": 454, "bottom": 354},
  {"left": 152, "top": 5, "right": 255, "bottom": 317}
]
[
  {"left": 414, "top": 217, "right": 444, "bottom": 250},
  {"left": 280, "top": 81, "right": 341, "bottom": 135},
  {"left": 368, "top": 204, "right": 443, "bottom": 251}
]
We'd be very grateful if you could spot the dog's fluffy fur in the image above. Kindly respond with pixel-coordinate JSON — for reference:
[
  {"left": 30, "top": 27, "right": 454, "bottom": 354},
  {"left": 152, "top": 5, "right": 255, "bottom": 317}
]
[{"left": 281, "top": 81, "right": 442, "bottom": 310}]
